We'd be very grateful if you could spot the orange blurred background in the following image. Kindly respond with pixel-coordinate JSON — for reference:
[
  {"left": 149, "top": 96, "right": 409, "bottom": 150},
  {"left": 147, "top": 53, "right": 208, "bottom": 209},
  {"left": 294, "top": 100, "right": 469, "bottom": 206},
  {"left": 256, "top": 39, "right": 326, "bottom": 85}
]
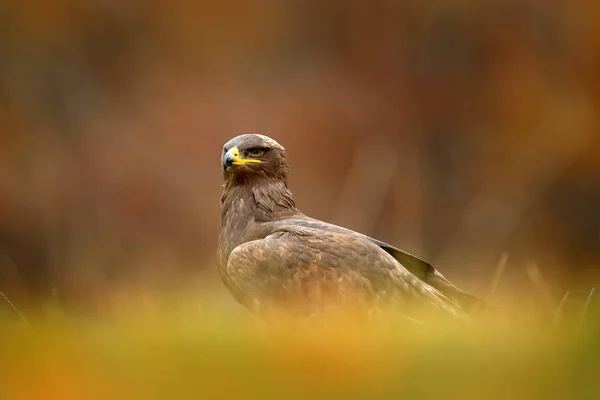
[{"left": 0, "top": 0, "right": 598, "bottom": 312}]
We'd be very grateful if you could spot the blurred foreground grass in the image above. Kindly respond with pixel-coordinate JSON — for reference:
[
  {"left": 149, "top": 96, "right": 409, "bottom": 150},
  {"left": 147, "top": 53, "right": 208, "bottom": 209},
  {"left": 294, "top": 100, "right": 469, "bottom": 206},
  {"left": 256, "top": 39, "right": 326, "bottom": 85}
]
[{"left": 1, "top": 287, "right": 599, "bottom": 400}]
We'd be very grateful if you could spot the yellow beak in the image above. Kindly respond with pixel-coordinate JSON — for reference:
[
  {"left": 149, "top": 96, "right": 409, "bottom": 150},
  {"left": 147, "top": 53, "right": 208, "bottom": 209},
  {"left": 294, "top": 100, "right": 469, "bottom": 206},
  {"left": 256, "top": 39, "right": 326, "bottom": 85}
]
[{"left": 223, "top": 146, "right": 261, "bottom": 169}]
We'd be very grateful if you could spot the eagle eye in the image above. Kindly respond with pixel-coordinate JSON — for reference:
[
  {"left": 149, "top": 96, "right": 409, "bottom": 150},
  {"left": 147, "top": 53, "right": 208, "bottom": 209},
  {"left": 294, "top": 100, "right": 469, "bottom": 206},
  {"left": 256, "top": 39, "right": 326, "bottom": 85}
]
[{"left": 246, "top": 148, "right": 265, "bottom": 157}]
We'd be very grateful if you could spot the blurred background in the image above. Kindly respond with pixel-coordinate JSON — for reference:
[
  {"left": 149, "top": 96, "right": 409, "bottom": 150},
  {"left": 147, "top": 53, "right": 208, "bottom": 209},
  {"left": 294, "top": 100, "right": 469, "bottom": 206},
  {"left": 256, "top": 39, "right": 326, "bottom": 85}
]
[{"left": 0, "top": 0, "right": 598, "bottom": 313}]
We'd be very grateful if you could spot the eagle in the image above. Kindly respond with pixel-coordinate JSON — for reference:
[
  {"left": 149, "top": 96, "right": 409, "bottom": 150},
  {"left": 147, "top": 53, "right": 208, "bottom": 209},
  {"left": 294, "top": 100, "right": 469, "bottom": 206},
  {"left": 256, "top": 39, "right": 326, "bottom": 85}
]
[{"left": 217, "top": 134, "right": 483, "bottom": 320}]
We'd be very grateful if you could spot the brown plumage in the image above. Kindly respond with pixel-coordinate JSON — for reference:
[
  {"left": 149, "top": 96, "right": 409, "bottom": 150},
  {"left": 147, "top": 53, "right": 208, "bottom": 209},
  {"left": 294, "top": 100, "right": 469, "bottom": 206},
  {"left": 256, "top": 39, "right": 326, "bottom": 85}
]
[{"left": 218, "top": 134, "right": 484, "bottom": 319}]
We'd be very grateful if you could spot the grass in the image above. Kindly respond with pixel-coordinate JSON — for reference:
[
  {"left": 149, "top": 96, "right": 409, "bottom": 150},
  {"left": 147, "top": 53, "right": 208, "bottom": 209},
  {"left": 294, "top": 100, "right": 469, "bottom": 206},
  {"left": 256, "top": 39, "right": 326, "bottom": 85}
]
[
  {"left": 0, "top": 296, "right": 598, "bottom": 399},
  {"left": 0, "top": 272, "right": 599, "bottom": 399}
]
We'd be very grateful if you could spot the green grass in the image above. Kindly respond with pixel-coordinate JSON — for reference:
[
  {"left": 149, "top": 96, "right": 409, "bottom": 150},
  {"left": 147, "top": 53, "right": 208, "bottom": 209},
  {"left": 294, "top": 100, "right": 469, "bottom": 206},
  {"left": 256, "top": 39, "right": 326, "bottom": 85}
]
[{"left": 1, "top": 288, "right": 599, "bottom": 400}]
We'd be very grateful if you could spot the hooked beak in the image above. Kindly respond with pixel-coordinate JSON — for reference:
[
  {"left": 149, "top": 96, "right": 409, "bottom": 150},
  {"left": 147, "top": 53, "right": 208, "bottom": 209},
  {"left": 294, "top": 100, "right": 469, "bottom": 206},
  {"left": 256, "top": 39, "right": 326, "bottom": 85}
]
[{"left": 222, "top": 146, "right": 262, "bottom": 171}]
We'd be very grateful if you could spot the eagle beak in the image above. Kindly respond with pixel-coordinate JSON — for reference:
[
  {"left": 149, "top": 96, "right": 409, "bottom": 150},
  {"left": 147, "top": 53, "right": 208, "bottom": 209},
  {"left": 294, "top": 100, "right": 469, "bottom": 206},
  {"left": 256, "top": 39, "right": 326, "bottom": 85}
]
[{"left": 223, "top": 146, "right": 261, "bottom": 170}]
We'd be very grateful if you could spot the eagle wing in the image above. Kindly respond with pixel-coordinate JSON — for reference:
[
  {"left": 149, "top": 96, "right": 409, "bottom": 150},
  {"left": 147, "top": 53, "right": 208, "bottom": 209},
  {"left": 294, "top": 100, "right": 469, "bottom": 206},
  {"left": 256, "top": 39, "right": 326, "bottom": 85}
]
[
  {"left": 264, "top": 216, "right": 486, "bottom": 312},
  {"left": 369, "top": 237, "right": 487, "bottom": 312},
  {"left": 222, "top": 226, "right": 462, "bottom": 317}
]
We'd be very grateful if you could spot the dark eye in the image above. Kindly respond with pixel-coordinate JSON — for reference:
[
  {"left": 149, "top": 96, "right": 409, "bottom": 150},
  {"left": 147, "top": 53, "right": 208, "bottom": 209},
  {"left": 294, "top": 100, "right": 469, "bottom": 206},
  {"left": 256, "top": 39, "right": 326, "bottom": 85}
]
[{"left": 247, "top": 148, "right": 265, "bottom": 157}]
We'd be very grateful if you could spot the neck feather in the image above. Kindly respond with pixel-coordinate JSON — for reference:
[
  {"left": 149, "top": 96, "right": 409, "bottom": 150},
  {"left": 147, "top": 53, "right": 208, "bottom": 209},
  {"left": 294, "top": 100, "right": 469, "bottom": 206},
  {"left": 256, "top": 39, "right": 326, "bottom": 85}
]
[{"left": 220, "top": 177, "right": 298, "bottom": 224}]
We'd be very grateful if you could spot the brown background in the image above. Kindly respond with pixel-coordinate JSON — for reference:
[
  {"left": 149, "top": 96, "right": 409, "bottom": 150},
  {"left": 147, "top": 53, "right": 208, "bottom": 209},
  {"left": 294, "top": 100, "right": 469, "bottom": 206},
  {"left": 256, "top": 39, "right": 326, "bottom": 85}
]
[{"left": 0, "top": 1, "right": 598, "bottom": 310}]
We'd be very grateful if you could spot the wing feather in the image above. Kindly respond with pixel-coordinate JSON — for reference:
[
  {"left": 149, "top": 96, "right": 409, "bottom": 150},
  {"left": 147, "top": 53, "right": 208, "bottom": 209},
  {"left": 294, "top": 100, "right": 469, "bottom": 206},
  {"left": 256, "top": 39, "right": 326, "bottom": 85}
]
[
  {"left": 265, "top": 216, "right": 486, "bottom": 312},
  {"left": 223, "top": 227, "right": 462, "bottom": 317}
]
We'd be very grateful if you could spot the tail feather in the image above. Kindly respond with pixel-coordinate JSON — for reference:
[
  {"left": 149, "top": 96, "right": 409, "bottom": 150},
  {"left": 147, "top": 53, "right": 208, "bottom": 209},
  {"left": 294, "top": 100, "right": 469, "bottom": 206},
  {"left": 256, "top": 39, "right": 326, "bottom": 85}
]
[{"left": 368, "top": 236, "right": 488, "bottom": 313}]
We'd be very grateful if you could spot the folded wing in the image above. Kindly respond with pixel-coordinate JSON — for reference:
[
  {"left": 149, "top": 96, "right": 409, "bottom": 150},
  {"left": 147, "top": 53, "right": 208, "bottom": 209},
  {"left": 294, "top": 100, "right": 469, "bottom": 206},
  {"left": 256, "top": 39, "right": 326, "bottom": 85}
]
[{"left": 223, "top": 227, "right": 463, "bottom": 317}]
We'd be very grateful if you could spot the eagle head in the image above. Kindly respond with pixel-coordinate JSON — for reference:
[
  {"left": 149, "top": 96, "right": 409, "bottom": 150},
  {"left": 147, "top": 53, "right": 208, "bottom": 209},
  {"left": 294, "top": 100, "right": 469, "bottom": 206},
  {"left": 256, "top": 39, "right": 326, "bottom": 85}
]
[{"left": 222, "top": 134, "right": 289, "bottom": 183}]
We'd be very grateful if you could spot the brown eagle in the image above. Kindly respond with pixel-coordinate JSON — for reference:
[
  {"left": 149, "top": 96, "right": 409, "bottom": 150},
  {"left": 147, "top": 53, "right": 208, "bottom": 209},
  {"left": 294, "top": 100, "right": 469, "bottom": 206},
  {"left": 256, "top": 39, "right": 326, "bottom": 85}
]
[{"left": 218, "top": 134, "right": 483, "bottom": 319}]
